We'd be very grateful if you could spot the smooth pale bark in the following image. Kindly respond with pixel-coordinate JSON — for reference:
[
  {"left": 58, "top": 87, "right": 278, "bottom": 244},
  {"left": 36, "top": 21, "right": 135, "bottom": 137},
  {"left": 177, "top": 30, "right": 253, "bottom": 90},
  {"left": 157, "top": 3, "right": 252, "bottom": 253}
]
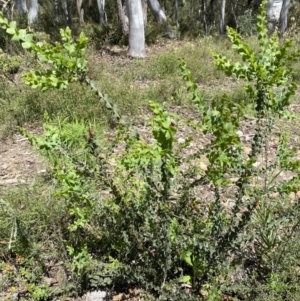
[
  {"left": 28, "top": 0, "right": 38, "bottom": 24},
  {"left": 77, "top": 0, "right": 84, "bottom": 25},
  {"left": 15, "top": 0, "right": 27, "bottom": 15},
  {"left": 219, "top": 0, "right": 226, "bottom": 34},
  {"left": 116, "top": 0, "right": 129, "bottom": 35},
  {"left": 279, "top": 0, "right": 290, "bottom": 34},
  {"left": 97, "top": 0, "right": 107, "bottom": 25},
  {"left": 126, "top": 0, "right": 145, "bottom": 58},
  {"left": 147, "top": 0, "right": 174, "bottom": 38},
  {"left": 142, "top": 0, "right": 147, "bottom": 27},
  {"left": 147, "top": 0, "right": 167, "bottom": 23},
  {"left": 266, "top": 0, "right": 283, "bottom": 33}
]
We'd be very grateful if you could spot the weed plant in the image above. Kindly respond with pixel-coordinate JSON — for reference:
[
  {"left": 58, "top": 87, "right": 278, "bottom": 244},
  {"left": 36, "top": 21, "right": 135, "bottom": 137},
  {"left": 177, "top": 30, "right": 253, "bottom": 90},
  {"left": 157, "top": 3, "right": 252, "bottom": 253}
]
[{"left": 1, "top": 1, "right": 300, "bottom": 300}]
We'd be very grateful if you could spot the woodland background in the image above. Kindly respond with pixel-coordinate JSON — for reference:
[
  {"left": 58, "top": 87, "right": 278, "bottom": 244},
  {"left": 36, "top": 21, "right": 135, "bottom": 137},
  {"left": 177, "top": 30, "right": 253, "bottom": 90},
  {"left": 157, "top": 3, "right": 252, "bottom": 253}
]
[{"left": 1, "top": 1, "right": 300, "bottom": 301}]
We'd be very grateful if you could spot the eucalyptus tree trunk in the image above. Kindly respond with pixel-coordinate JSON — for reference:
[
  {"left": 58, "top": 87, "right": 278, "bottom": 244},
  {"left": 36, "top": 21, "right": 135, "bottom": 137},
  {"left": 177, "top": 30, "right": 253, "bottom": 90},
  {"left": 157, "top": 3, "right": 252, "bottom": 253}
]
[
  {"left": 77, "top": 0, "right": 84, "bottom": 25},
  {"left": 202, "top": 0, "right": 218, "bottom": 34},
  {"left": 116, "top": 0, "right": 129, "bottom": 35},
  {"left": 54, "top": 0, "right": 63, "bottom": 22},
  {"left": 97, "top": 0, "right": 107, "bottom": 25},
  {"left": 64, "top": 0, "right": 72, "bottom": 26},
  {"left": 28, "top": 0, "right": 38, "bottom": 24},
  {"left": 219, "top": 0, "right": 226, "bottom": 34},
  {"left": 15, "top": 0, "right": 40, "bottom": 24},
  {"left": 147, "top": 0, "right": 175, "bottom": 38},
  {"left": 126, "top": 0, "right": 145, "bottom": 58},
  {"left": 174, "top": 0, "right": 178, "bottom": 28},
  {"left": 147, "top": 0, "right": 166, "bottom": 22},
  {"left": 230, "top": 0, "right": 238, "bottom": 28},
  {"left": 279, "top": 0, "right": 290, "bottom": 34},
  {"left": 54, "top": 0, "right": 72, "bottom": 26},
  {"left": 266, "top": 0, "right": 283, "bottom": 33},
  {"left": 142, "top": 0, "right": 147, "bottom": 27},
  {"left": 15, "top": 0, "right": 27, "bottom": 15}
]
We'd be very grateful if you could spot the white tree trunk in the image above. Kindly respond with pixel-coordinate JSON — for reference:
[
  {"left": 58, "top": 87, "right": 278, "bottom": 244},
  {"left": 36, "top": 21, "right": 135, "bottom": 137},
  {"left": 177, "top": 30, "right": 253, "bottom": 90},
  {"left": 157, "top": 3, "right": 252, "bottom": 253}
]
[
  {"left": 142, "top": 0, "right": 147, "bottom": 27},
  {"left": 28, "top": 0, "right": 38, "bottom": 24},
  {"left": 219, "top": 0, "right": 226, "bottom": 34},
  {"left": 266, "top": 0, "right": 283, "bottom": 33},
  {"left": 147, "top": 0, "right": 174, "bottom": 38},
  {"left": 126, "top": 0, "right": 145, "bottom": 58},
  {"left": 279, "top": 0, "right": 290, "bottom": 34},
  {"left": 115, "top": 0, "right": 129, "bottom": 35},
  {"left": 77, "top": 0, "right": 84, "bottom": 25},
  {"left": 147, "top": 0, "right": 167, "bottom": 23},
  {"left": 15, "top": 0, "right": 27, "bottom": 15},
  {"left": 97, "top": 0, "right": 107, "bottom": 25}
]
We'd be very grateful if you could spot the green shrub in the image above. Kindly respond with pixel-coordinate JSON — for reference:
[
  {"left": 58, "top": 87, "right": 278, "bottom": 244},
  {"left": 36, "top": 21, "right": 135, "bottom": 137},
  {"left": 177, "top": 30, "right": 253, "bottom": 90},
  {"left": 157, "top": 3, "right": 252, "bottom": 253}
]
[
  {"left": 1, "top": 1, "right": 300, "bottom": 299},
  {"left": 237, "top": 9, "right": 257, "bottom": 36}
]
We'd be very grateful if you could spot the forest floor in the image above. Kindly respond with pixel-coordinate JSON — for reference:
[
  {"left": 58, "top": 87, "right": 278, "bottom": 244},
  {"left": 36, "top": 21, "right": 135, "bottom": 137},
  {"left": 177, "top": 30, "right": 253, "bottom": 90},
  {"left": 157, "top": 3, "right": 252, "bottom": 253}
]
[
  {"left": 2, "top": 41, "right": 300, "bottom": 193},
  {"left": 2, "top": 39, "right": 300, "bottom": 301}
]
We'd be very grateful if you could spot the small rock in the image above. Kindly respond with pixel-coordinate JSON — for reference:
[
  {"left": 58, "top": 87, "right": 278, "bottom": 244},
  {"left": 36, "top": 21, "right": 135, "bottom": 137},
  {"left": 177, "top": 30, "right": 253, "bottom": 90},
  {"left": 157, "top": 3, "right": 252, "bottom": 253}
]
[
  {"left": 112, "top": 293, "right": 126, "bottom": 301},
  {"left": 289, "top": 192, "right": 296, "bottom": 201},
  {"left": 236, "top": 130, "right": 243, "bottom": 138},
  {"left": 244, "top": 134, "right": 253, "bottom": 142},
  {"left": 252, "top": 162, "right": 260, "bottom": 168},
  {"left": 243, "top": 146, "right": 251, "bottom": 155},
  {"left": 199, "top": 162, "right": 208, "bottom": 171},
  {"left": 270, "top": 192, "right": 279, "bottom": 199},
  {"left": 86, "top": 291, "right": 108, "bottom": 301}
]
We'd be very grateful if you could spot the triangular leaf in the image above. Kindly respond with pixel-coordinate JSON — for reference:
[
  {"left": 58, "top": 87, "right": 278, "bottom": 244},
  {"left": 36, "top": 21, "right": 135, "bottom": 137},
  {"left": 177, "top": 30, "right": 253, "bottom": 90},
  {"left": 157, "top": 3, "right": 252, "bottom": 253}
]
[{"left": 22, "top": 41, "right": 32, "bottom": 49}]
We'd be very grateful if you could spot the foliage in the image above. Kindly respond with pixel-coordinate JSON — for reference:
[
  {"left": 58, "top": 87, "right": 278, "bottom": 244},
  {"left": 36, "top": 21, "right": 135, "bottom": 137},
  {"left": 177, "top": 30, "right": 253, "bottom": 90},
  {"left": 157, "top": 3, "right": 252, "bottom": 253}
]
[
  {"left": 0, "top": 49, "right": 20, "bottom": 75},
  {"left": 0, "top": 12, "right": 124, "bottom": 122},
  {"left": 236, "top": 9, "right": 257, "bottom": 36},
  {"left": 0, "top": 15, "right": 88, "bottom": 90},
  {"left": 1, "top": 1, "right": 300, "bottom": 300}
]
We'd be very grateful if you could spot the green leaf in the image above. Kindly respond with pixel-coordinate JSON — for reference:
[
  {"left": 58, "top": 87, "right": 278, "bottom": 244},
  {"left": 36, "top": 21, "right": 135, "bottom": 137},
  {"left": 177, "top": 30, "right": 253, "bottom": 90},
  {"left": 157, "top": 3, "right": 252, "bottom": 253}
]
[
  {"left": 6, "top": 27, "right": 16, "bottom": 35},
  {"left": 22, "top": 42, "right": 32, "bottom": 49},
  {"left": 24, "top": 33, "right": 33, "bottom": 42},
  {"left": 8, "top": 21, "right": 16, "bottom": 29},
  {"left": 180, "top": 275, "right": 191, "bottom": 284},
  {"left": 181, "top": 251, "right": 192, "bottom": 266}
]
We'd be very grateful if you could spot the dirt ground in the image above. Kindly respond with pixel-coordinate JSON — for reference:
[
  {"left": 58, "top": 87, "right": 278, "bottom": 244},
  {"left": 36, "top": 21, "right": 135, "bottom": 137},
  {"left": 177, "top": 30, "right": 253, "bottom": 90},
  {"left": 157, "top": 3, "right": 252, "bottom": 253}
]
[{"left": 0, "top": 132, "right": 46, "bottom": 188}]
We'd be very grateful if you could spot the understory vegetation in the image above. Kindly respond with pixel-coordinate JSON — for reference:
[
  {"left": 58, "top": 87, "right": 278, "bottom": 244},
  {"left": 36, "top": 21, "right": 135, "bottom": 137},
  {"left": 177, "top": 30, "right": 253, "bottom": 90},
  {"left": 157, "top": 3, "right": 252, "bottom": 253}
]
[{"left": 2, "top": 2, "right": 300, "bottom": 301}]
